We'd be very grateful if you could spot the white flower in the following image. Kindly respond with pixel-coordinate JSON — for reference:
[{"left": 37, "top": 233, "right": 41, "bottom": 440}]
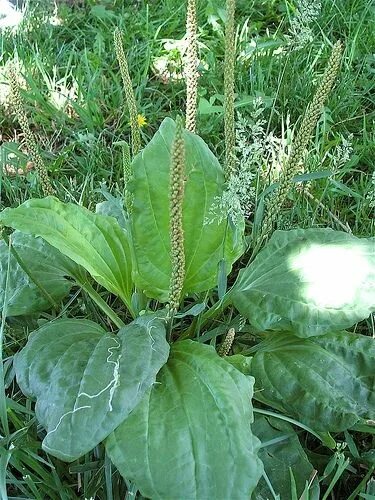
[
  {"left": 330, "top": 134, "right": 353, "bottom": 172},
  {"left": 286, "top": 0, "right": 322, "bottom": 50},
  {"left": 206, "top": 100, "right": 292, "bottom": 228}
]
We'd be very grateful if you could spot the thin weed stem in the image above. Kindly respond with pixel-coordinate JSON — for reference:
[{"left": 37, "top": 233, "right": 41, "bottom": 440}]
[{"left": 224, "top": 0, "right": 237, "bottom": 180}]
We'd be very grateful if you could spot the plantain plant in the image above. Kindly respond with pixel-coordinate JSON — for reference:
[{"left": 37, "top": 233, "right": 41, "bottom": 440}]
[{"left": 1, "top": 2, "right": 374, "bottom": 499}]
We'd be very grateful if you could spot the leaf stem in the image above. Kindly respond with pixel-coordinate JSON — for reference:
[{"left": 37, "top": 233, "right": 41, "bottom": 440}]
[
  {"left": 253, "top": 408, "right": 336, "bottom": 449},
  {"left": 0, "top": 447, "right": 11, "bottom": 500},
  {"left": 0, "top": 238, "right": 11, "bottom": 436},
  {"left": 77, "top": 278, "right": 126, "bottom": 329},
  {"left": 180, "top": 289, "right": 234, "bottom": 339},
  {"left": 321, "top": 455, "right": 350, "bottom": 500}
]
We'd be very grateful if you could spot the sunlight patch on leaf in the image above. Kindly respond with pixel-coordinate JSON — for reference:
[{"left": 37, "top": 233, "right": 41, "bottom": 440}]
[
  {"left": 289, "top": 243, "right": 372, "bottom": 309},
  {"left": 231, "top": 229, "right": 375, "bottom": 336}
]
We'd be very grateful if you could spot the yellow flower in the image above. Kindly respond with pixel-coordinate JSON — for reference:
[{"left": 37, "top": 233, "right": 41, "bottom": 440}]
[{"left": 137, "top": 114, "right": 147, "bottom": 128}]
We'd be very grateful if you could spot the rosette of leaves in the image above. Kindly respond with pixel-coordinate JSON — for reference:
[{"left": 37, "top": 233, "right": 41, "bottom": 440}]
[
  {"left": 1, "top": 118, "right": 375, "bottom": 498},
  {"left": 0, "top": 118, "right": 265, "bottom": 498}
]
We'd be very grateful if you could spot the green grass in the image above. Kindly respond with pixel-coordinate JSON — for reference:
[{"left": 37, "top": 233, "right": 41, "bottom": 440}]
[{"left": 1, "top": 0, "right": 374, "bottom": 498}]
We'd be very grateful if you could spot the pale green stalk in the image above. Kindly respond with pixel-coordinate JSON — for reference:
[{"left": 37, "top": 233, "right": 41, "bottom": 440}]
[
  {"left": 114, "top": 140, "right": 134, "bottom": 214},
  {"left": 224, "top": 0, "right": 236, "bottom": 180},
  {"left": 76, "top": 277, "right": 127, "bottom": 328},
  {"left": 185, "top": 0, "right": 199, "bottom": 133},
  {"left": 8, "top": 66, "right": 55, "bottom": 197},
  {"left": 114, "top": 28, "right": 141, "bottom": 157}
]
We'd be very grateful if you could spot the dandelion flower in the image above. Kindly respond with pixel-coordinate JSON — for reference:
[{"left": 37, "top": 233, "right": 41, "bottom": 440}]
[{"left": 137, "top": 114, "right": 147, "bottom": 128}]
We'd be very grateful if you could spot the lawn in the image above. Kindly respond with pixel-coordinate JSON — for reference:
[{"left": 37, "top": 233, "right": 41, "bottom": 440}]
[{"left": 0, "top": 0, "right": 374, "bottom": 498}]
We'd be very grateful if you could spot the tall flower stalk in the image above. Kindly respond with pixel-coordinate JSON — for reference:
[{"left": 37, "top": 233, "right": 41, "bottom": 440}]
[
  {"left": 258, "top": 40, "right": 343, "bottom": 246},
  {"left": 185, "top": 0, "right": 199, "bottom": 133},
  {"left": 224, "top": 0, "right": 236, "bottom": 180},
  {"left": 8, "top": 66, "right": 55, "bottom": 197},
  {"left": 114, "top": 28, "right": 141, "bottom": 158},
  {"left": 168, "top": 117, "right": 186, "bottom": 316}
]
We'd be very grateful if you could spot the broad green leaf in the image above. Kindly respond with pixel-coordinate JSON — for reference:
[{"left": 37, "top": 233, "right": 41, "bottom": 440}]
[
  {"left": 14, "top": 315, "right": 169, "bottom": 461},
  {"left": 252, "top": 415, "right": 319, "bottom": 500},
  {"left": 106, "top": 340, "right": 262, "bottom": 499},
  {"left": 0, "top": 231, "right": 80, "bottom": 317},
  {"left": 232, "top": 228, "right": 375, "bottom": 336},
  {"left": 0, "top": 197, "right": 133, "bottom": 310},
  {"left": 96, "top": 191, "right": 127, "bottom": 229},
  {"left": 129, "top": 117, "right": 244, "bottom": 301},
  {"left": 225, "top": 353, "right": 253, "bottom": 375},
  {"left": 250, "top": 331, "right": 375, "bottom": 432},
  {"left": 174, "top": 301, "right": 206, "bottom": 318}
]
